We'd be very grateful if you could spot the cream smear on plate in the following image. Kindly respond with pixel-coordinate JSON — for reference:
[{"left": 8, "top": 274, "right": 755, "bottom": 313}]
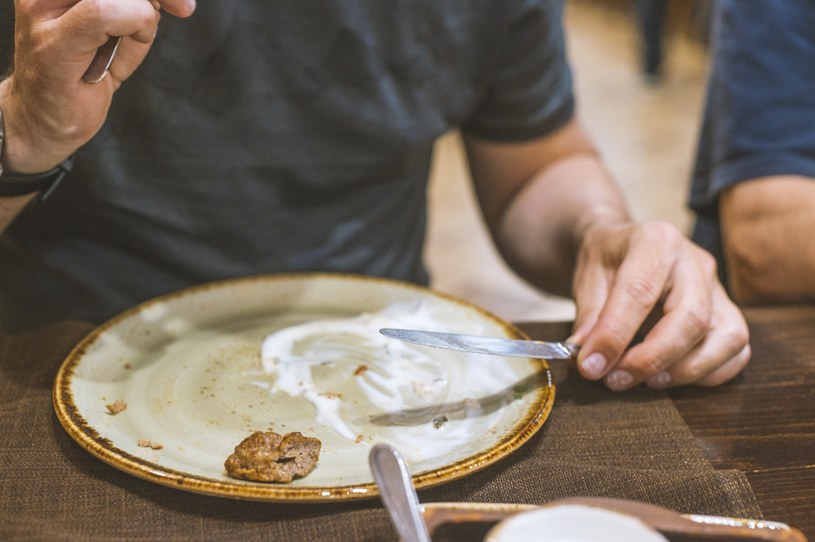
[{"left": 259, "top": 302, "right": 525, "bottom": 462}]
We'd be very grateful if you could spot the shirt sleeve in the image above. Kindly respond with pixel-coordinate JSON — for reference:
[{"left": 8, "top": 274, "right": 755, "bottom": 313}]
[
  {"left": 690, "top": 0, "right": 815, "bottom": 217},
  {"left": 462, "top": 0, "right": 575, "bottom": 142}
]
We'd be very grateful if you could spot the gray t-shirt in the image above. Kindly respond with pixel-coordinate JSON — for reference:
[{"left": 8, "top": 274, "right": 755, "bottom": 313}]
[{"left": 0, "top": 0, "right": 573, "bottom": 329}]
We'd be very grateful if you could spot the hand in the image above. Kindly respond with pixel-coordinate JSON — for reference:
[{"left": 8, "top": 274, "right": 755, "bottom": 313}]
[
  {"left": 568, "top": 219, "right": 751, "bottom": 390},
  {"left": 0, "top": 0, "right": 195, "bottom": 173}
]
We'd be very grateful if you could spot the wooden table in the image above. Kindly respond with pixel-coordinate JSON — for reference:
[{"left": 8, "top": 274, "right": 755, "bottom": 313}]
[
  {"left": 673, "top": 307, "right": 815, "bottom": 536},
  {"left": 521, "top": 305, "right": 815, "bottom": 539},
  {"left": 1, "top": 305, "right": 812, "bottom": 540}
]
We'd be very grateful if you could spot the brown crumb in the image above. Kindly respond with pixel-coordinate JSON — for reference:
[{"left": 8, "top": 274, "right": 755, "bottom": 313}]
[
  {"left": 355, "top": 435, "right": 365, "bottom": 443},
  {"left": 321, "top": 391, "right": 342, "bottom": 399},
  {"left": 224, "top": 431, "right": 321, "bottom": 483},
  {"left": 137, "top": 439, "right": 164, "bottom": 450},
  {"left": 354, "top": 364, "right": 369, "bottom": 376},
  {"left": 106, "top": 399, "right": 127, "bottom": 415}
]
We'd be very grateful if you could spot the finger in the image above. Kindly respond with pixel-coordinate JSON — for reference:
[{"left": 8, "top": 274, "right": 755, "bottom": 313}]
[
  {"left": 570, "top": 256, "right": 614, "bottom": 379},
  {"left": 57, "top": 0, "right": 160, "bottom": 52},
  {"left": 644, "top": 284, "right": 750, "bottom": 388},
  {"left": 695, "top": 344, "right": 751, "bottom": 386},
  {"left": 155, "top": 0, "right": 195, "bottom": 18},
  {"left": 646, "top": 342, "right": 750, "bottom": 389},
  {"left": 580, "top": 223, "right": 679, "bottom": 381},
  {"left": 570, "top": 250, "right": 610, "bottom": 340},
  {"left": 104, "top": 34, "right": 154, "bottom": 85},
  {"left": 602, "top": 251, "right": 714, "bottom": 390}
]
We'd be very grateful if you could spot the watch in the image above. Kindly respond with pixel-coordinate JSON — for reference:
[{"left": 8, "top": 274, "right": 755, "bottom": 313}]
[{"left": 0, "top": 108, "right": 73, "bottom": 200}]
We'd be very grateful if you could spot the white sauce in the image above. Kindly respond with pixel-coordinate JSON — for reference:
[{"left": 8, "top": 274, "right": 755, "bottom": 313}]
[{"left": 259, "top": 301, "right": 524, "bottom": 462}]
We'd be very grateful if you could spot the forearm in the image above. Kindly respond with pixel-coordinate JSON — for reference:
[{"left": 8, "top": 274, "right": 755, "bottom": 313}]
[
  {"left": 496, "top": 153, "right": 630, "bottom": 296},
  {"left": 720, "top": 175, "right": 815, "bottom": 305}
]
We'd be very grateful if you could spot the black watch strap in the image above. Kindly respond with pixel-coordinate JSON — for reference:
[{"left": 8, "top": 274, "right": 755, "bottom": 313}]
[{"left": 0, "top": 158, "right": 74, "bottom": 199}]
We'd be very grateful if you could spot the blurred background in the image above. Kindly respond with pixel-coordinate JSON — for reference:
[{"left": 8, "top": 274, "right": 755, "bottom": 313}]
[{"left": 425, "top": 0, "right": 712, "bottom": 322}]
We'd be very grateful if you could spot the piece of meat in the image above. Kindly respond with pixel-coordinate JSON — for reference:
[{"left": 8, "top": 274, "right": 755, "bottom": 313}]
[{"left": 224, "top": 431, "right": 321, "bottom": 483}]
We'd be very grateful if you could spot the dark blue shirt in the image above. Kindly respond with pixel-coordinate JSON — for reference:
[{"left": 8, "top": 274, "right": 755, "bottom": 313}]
[
  {"left": 690, "top": 0, "right": 815, "bottom": 283},
  {"left": 0, "top": 1, "right": 574, "bottom": 329}
]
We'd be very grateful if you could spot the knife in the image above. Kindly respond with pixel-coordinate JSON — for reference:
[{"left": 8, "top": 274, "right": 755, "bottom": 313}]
[{"left": 379, "top": 328, "right": 579, "bottom": 360}]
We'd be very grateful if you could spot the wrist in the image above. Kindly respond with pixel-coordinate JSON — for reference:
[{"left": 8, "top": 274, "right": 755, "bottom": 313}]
[
  {"left": 0, "top": 77, "right": 80, "bottom": 174},
  {"left": 0, "top": 103, "right": 74, "bottom": 202}
]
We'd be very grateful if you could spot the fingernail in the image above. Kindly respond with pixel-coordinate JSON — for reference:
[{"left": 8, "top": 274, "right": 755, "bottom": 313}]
[
  {"left": 186, "top": 0, "right": 197, "bottom": 12},
  {"left": 647, "top": 371, "right": 671, "bottom": 389},
  {"left": 606, "top": 370, "right": 634, "bottom": 391},
  {"left": 580, "top": 353, "right": 607, "bottom": 379}
]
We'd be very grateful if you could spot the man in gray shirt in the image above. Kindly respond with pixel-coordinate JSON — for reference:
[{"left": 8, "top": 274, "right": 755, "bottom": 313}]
[{"left": 0, "top": 0, "right": 749, "bottom": 391}]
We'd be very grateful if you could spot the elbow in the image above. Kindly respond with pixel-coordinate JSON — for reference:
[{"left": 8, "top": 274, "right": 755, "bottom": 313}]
[
  {"left": 724, "top": 248, "right": 777, "bottom": 306},
  {"left": 723, "top": 233, "right": 812, "bottom": 306}
]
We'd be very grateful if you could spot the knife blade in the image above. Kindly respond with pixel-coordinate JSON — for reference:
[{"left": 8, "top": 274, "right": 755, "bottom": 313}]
[{"left": 379, "top": 328, "right": 579, "bottom": 360}]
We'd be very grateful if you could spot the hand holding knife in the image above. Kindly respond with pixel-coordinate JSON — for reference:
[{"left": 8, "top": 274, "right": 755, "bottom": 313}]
[{"left": 82, "top": 36, "right": 122, "bottom": 84}]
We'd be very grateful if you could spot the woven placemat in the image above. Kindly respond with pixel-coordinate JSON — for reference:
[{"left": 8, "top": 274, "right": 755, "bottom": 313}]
[{"left": 0, "top": 322, "right": 760, "bottom": 541}]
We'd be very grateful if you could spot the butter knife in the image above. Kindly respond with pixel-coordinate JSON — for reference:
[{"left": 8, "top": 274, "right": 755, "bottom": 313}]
[{"left": 379, "top": 328, "right": 579, "bottom": 360}]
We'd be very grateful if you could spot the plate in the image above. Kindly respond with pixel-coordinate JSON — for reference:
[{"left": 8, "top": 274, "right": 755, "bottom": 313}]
[{"left": 53, "top": 273, "right": 554, "bottom": 502}]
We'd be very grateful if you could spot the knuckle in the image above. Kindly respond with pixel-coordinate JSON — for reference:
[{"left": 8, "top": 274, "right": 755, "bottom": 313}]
[
  {"left": 84, "top": 0, "right": 109, "bottom": 23},
  {"left": 684, "top": 306, "right": 711, "bottom": 340},
  {"left": 636, "top": 354, "right": 665, "bottom": 377},
  {"left": 640, "top": 220, "right": 681, "bottom": 248},
  {"left": 590, "top": 323, "right": 630, "bottom": 363},
  {"left": 623, "top": 275, "right": 661, "bottom": 309},
  {"left": 722, "top": 320, "right": 750, "bottom": 356},
  {"left": 696, "top": 247, "right": 718, "bottom": 278}
]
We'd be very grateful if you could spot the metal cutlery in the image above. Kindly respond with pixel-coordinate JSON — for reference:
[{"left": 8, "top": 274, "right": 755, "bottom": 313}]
[
  {"left": 82, "top": 36, "right": 122, "bottom": 84},
  {"left": 369, "top": 444, "right": 432, "bottom": 542},
  {"left": 379, "top": 328, "right": 579, "bottom": 360}
]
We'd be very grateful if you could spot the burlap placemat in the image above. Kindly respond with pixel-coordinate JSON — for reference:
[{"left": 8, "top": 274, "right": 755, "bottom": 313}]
[{"left": 0, "top": 322, "right": 760, "bottom": 541}]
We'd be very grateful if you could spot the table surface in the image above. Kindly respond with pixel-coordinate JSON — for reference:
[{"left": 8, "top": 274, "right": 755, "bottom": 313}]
[
  {"left": 522, "top": 305, "right": 815, "bottom": 540},
  {"left": 1, "top": 305, "right": 813, "bottom": 541}
]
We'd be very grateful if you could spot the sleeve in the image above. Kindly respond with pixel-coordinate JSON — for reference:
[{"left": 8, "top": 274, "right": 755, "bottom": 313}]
[
  {"left": 461, "top": 0, "right": 575, "bottom": 142},
  {"left": 690, "top": 0, "right": 815, "bottom": 217}
]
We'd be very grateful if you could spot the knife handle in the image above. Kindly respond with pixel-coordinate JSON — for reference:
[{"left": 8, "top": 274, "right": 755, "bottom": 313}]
[{"left": 82, "top": 36, "right": 122, "bottom": 84}]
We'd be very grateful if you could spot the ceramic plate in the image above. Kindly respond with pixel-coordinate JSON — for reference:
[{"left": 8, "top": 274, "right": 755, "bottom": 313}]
[{"left": 53, "top": 273, "right": 554, "bottom": 502}]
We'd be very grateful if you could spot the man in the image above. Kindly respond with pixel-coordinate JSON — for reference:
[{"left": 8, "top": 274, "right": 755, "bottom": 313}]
[
  {"left": 690, "top": 0, "right": 815, "bottom": 305},
  {"left": 0, "top": 0, "right": 749, "bottom": 390}
]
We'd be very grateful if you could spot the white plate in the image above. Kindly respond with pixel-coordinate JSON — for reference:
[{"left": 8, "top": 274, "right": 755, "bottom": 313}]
[{"left": 54, "top": 273, "right": 554, "bottom": 502}]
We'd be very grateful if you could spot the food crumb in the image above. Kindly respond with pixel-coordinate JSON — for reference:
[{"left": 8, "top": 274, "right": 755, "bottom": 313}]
[
  {"left": 355, "top": 435, "right": 365, "bottom": 443},
  {"left": 432, "top": 415, "right": 449, "bottom": 429},
  {"left": 106, "top": 399, "right": 127, "bottom": 415},
  {"left": 354, "top": 364, "right": 368, "bottom": 376},
  {"left": 137, "top": 439, "right": 164, "bottom": 450}
]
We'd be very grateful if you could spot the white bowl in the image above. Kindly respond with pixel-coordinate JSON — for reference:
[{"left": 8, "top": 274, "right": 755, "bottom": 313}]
[{"left": 485, "top": 504, "right": 668, "bottom": 542}]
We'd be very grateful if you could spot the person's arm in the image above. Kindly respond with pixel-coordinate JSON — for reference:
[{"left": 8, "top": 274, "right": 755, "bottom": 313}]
[
  {"left": 690, "top": 0, "right": 815, "bottom": 301},
  {"left": 465, "top": 118, "right": 750, "bottom": 391},
  {"left": 720, "top": 175, "right": 815, "bottom": 305},
  {"left": 0, "top": 0, "right": 195, "bottom": 230}
]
